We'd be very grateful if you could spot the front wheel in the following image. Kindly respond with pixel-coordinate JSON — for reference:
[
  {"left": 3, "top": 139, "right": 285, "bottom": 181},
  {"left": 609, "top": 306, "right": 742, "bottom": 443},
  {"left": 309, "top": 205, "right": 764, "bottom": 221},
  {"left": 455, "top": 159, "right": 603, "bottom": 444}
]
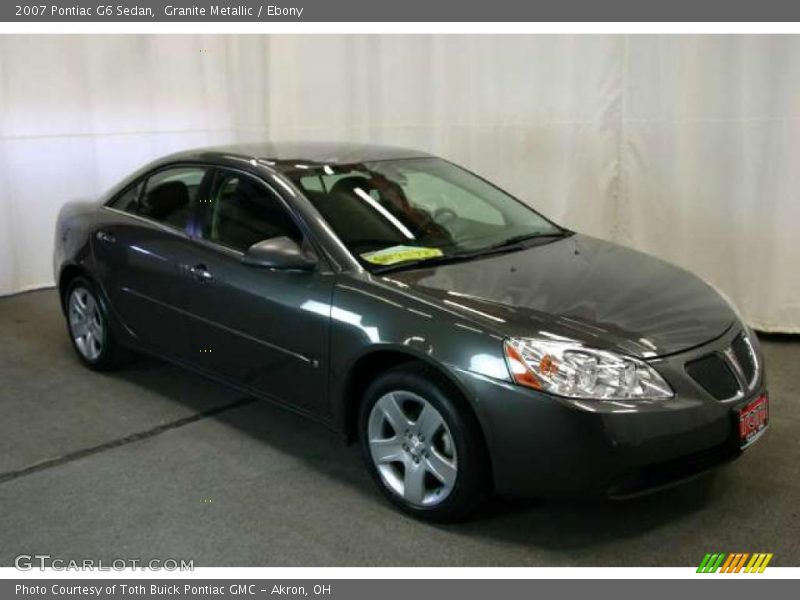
[{"left": 358, "top": 364, "right": 490, "bottom": 522}]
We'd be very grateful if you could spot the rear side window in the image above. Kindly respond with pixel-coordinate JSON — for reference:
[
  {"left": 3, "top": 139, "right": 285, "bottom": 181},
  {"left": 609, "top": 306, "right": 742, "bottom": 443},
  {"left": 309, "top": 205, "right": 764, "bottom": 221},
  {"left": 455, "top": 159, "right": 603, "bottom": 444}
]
[
  {"left": 139, "top": 167, "right": 206, "bottom": 231},
  {"left": 107, "top": 167, "right": 207, "bottom": 232},
  {"left": 108, "top": 182, "right": 143, "bottom": 213}
]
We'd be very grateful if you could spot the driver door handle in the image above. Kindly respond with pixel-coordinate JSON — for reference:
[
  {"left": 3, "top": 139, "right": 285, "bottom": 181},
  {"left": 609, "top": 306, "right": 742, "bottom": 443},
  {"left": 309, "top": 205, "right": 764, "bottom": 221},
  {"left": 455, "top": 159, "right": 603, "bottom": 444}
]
[{"left": 188, "top": 264, "right": 213, "bottom": 282}]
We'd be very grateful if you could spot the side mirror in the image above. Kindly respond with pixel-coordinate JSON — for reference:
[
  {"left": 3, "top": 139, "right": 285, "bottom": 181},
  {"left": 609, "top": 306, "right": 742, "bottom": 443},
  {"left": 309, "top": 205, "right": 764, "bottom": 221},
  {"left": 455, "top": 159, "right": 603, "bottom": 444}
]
[{"left": 242, "top": 236, "right": 317, "bottom": 271}]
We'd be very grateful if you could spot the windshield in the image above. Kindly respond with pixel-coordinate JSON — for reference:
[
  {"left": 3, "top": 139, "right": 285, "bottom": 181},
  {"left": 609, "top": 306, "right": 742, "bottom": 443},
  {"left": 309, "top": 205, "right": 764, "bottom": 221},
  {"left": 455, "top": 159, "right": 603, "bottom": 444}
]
[{"left": 285, "top": 157, "right": 565, "bottom": 271}]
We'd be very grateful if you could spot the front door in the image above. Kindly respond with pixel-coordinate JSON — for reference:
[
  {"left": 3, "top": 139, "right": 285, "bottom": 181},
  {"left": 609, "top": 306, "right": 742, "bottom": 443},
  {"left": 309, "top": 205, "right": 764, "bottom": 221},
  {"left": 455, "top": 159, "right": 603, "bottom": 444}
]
[{"left": 183, "top": 168, "right": 334, "bottom": 416}]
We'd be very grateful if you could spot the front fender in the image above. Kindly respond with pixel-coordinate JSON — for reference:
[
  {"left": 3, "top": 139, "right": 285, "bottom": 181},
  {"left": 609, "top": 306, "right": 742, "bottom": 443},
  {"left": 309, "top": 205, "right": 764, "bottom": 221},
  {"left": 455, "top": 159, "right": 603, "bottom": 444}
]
[{"left": 327, "top": 273, "right": 512, "bottom": 437}]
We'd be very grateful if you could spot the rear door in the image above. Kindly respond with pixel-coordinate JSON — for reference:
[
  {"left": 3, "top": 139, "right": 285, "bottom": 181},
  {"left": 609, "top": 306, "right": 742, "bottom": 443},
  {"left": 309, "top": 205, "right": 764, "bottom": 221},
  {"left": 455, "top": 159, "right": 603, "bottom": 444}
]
[
  {"left": 183, "top": 167, "right": 335, "bottom": 416},
  {"left": 93, "top": 165, "right": 212, "bottom": 359}
]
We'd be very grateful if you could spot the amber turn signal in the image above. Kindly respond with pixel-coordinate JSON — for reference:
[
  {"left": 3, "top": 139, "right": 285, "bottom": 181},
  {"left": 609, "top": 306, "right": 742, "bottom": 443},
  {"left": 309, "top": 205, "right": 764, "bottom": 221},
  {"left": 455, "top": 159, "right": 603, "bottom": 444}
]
[{"left": 504, "top": 340, "right": 542, "bottom": 389}]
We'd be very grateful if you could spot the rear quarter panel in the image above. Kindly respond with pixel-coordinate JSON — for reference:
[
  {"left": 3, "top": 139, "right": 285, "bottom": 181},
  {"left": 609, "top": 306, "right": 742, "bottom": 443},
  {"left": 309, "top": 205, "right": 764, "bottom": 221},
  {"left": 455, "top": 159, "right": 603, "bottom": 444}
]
[{"left": 53, "top": 200, "right": 100, "bottom": 303}]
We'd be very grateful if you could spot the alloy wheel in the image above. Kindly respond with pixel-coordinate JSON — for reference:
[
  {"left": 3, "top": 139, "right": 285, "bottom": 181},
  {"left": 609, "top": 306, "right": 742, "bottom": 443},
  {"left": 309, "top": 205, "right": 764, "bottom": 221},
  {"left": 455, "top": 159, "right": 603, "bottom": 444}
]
[
  {"left": 68, "top": 286, "right": 104, "bottom": 362},
  {"left": 367, "top": 390, "right": 458, "bottom": 507}
]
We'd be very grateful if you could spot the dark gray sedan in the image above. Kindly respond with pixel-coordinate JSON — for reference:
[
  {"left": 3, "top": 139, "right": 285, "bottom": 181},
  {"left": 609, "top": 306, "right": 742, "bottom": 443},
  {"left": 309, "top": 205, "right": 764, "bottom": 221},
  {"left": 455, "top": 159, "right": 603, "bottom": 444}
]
[{"left": 54, "top": 142, "right": 768, "bottom": 521}]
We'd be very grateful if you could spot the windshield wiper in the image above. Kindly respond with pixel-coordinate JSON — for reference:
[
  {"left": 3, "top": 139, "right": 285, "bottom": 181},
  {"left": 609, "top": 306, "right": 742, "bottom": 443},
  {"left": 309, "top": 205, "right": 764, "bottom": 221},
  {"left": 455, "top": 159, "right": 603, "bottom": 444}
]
[
  {"left": 372, "top": 231, "right": 572, "bottom": 274},
  {"left": 484, "top": 230, "right": 571, "bottom": 252},
  {"left": 372, "top": 252, "right": 479, "bottom": 274}
]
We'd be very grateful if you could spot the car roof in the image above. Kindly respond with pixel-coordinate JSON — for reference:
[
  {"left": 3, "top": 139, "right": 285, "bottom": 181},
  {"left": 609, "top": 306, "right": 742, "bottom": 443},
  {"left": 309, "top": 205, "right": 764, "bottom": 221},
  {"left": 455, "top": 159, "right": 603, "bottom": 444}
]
[{"left": 159, "top": 141, "right": 433, "bottom": 171}]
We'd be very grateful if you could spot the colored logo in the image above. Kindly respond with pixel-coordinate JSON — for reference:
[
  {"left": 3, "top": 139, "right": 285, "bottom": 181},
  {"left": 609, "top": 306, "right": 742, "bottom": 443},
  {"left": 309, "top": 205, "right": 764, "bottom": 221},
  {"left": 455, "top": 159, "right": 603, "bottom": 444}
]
[{"left": 697, "top": 553, "right": 773, "bottom": 573}]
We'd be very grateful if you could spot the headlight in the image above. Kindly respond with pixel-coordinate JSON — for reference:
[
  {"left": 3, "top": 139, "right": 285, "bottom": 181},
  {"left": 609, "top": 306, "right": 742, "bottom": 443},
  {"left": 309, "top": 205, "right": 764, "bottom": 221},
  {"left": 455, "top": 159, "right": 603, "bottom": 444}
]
[{"left": 504, "top": 338, "right": 673, "bottom": 400}]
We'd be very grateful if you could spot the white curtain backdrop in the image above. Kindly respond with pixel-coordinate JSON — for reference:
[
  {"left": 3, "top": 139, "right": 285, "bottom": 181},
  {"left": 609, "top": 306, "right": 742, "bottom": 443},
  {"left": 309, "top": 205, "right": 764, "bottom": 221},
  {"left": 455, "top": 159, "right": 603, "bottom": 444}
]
[{"left": 1, "top": 35, "right": 798, "bottom": 331}]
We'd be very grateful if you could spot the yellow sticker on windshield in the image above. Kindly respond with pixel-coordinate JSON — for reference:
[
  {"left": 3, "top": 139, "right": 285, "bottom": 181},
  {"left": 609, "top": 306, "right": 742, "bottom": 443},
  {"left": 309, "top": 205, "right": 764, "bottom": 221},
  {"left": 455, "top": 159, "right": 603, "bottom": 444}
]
[{"left": 361, "top": 245, "right": 444, "bottom": 266}]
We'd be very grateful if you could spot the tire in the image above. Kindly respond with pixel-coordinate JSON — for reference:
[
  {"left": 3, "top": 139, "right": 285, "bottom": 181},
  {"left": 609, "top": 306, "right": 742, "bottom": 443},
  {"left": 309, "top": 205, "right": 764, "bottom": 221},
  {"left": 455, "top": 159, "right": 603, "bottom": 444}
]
[
  {"left": 64, "top": 276, "right": 129, "bottom": 371},
  {"left": 358, "top": 363, "right": 491, "bottom": 522}
]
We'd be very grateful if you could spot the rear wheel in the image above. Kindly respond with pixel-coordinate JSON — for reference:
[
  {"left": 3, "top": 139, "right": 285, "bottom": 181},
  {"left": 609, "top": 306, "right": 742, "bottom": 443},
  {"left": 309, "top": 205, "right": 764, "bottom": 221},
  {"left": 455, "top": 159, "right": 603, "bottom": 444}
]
[
  {"left": 358, "top": 363, "right": 490, "bottom": 522},
  {"left": 65, "top": 277, "right": 128, "bottom": 370}
]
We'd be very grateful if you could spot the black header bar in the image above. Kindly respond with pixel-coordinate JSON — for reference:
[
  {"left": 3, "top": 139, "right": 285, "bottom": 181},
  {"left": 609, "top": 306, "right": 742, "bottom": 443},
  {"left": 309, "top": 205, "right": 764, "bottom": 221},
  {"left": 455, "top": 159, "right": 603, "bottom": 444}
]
[{"left": 4, "top": 0, "right": 800, "bottom": 23}]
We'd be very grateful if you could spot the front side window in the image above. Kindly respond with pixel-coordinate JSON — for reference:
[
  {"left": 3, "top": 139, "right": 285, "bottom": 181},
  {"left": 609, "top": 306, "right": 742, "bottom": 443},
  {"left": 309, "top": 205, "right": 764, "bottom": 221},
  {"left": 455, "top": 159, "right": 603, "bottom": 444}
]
[
  {"left": 203, "top": 170, "right": 302, "bottom": 252},
  {"left": 286, "top": 157, "right": 565, "bottom": 270}
]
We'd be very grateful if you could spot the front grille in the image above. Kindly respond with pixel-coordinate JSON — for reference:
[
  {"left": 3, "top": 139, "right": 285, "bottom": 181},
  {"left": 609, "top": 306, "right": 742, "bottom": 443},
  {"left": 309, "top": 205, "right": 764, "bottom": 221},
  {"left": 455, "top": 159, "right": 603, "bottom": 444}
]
[
  {"left": 731, "top": 333, "right": 757, "bottom": 386},
  {"left": 686, "top": 354, "right": 739, "bottom": 400}
]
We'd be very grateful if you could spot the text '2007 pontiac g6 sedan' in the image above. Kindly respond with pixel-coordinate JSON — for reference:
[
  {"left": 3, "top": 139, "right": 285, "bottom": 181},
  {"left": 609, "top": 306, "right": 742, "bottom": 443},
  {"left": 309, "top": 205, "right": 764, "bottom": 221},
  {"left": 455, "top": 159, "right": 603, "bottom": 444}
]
[{"left": 54, "top": 142, "right": 768, "bottom": 521}]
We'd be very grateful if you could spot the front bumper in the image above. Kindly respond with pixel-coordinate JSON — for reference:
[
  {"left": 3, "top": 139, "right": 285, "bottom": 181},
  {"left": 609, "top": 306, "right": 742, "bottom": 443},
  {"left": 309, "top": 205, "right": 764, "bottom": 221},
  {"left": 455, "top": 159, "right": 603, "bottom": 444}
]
[{"left": 453, "top": 326, "right": 767, "bottom": 498}]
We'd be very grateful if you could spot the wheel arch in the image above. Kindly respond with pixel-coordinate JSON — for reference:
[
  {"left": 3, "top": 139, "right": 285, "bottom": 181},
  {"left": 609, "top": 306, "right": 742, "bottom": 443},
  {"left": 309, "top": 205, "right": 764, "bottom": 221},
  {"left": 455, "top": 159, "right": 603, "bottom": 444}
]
[
  {"left": 57, "top": 263, "right": 89, "bottom": 313},
  {"left": 339, "top": 347, "right": 491, "bottom": 464},
  {"left": 58, "top": 264, "right": 114, "bottom": 325}
]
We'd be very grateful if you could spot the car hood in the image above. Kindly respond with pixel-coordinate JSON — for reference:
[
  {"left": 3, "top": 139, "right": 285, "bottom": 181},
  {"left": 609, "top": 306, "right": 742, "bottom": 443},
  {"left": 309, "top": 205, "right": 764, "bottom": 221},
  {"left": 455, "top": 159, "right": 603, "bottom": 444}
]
[{"left": 384, "top": 234, "right": 735, "bottom": 358}]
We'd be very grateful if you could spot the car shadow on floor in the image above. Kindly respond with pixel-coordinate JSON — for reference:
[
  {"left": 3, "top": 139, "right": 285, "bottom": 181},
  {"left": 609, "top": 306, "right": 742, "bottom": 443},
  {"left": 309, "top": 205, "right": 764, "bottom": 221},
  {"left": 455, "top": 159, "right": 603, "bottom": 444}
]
[
  {"left": 459, "top": 475, "right": 722, "bottom": 550},
  {"left": 106, "top": 354, "right": 727, "bottom": 552}
]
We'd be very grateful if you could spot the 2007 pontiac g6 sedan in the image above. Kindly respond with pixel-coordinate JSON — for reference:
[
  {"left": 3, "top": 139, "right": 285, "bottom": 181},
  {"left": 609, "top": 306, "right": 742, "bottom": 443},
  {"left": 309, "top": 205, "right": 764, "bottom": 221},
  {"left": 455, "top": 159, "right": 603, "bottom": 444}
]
[{"left": 54, "top": 142, "right": 769, "bottom": 521}]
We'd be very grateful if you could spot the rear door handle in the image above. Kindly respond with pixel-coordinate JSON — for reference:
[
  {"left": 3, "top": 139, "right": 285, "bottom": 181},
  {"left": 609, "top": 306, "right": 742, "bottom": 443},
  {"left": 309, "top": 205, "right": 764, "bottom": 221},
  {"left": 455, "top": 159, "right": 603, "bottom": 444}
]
[
  {"left": 188, "top": 264, "right": 213, "bottom": 282},
  {"left": 96, "top": 230, "right": 116, "bottom": 243}
]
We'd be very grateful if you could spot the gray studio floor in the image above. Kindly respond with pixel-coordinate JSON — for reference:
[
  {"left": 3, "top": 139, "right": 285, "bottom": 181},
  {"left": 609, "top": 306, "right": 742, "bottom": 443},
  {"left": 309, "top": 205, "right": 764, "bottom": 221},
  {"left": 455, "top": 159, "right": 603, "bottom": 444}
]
[{"left": 1, "top": 289, "right": 798, "bottom": 567}]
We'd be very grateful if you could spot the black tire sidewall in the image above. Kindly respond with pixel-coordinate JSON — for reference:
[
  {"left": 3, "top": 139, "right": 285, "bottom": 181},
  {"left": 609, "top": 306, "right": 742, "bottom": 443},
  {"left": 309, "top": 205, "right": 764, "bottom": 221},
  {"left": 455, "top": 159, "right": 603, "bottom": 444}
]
[{"left": 358, "top": 363, "right": 489, "bottom": 522}]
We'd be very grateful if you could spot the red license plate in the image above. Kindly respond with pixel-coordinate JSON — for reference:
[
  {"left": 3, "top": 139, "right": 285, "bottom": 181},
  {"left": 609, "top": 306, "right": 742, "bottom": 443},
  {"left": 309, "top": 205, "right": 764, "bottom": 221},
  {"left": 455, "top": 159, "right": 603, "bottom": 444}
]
[{"left": 738, "top": 394, "right": 769, "bottom": 448}]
